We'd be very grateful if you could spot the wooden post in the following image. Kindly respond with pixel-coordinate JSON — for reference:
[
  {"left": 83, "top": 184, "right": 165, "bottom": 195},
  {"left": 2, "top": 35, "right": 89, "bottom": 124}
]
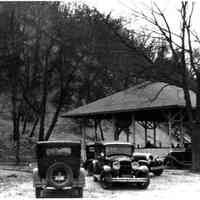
[
  {"left": 168, "top": 114, "right": 172, "bottom": 148},
  {"left": 112, "top": 115, "right": 117, "bottom": 140},
  {"left": 94, "top": 119, "right": 98, "bottom": 142},
  {"left": 145, "top": 121, "right": 147, "bottom": 147},
  {"left": 132, "top": 114, "right": 136, "bottom": 146},
  {"left": 126, "top": 128, "right": 129, "bottom": 142},
  {"left": 153, "top": 122, "right": 156, "bottom": 147},
  {"left": 81, "top": 119, "right": 86, "bottom": 162},
  {"left": 180, "top": 117, "right": 184, "bottom": 147}
]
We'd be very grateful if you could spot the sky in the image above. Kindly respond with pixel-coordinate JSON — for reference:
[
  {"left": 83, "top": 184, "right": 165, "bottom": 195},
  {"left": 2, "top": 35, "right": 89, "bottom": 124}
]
[{"left": 63, "top": 0, "right": 200, "bottom": 44}]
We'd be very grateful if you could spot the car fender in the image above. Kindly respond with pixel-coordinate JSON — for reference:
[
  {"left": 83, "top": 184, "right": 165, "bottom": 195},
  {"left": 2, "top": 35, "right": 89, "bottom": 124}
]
[
  {"left": 33, "top": 168, "right": 41, "bottom": 187},
  {"left": 100, "top": 170, "right": 112, "bottom": 182},
  {"left": 138, "top": 165, "right": 149, "bottom": 173},
  {"left": 138, "top": 160, "right": 149, "bottom": 166},
  {"left": 79, "top": 168, "right": 86, "bottom": 186}
]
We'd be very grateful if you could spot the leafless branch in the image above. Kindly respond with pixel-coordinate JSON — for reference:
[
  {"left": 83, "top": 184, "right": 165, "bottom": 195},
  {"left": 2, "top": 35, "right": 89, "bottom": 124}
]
[{"left": 147, "top": 83, "right": 170, "bottom": 102}]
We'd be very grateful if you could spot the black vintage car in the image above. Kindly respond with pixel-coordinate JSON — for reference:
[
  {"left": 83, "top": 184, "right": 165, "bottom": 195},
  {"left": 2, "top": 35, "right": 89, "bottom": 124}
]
[
  {"left": 33, "top": 141, "right": 85, "bottom": 198},
  {"left": 164, "top": 144, "right": 192, "bottom": 168},
  {"left": 132, "top": 152, "right": 164, "bottom": 176},
  {"left": 92, "top": 141, "right": 150, "bottom": 189}
]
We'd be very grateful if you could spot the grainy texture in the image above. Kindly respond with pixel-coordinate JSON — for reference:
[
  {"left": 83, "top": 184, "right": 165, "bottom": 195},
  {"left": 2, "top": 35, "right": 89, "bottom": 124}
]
[{"left": 0, "top": 169, "right": 200, "bottom": 199}]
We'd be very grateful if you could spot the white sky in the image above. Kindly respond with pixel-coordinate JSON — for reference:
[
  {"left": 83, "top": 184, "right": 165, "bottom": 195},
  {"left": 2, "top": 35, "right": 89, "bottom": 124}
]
[{"left": 63, "top": 0, "right": 200, "bottom": 43}]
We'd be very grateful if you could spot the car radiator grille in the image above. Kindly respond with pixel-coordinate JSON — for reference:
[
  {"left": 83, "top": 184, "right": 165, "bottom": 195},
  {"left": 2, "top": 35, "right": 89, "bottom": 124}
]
[{"left": 119, "top": 161, "right": 132, "bottom": 174}]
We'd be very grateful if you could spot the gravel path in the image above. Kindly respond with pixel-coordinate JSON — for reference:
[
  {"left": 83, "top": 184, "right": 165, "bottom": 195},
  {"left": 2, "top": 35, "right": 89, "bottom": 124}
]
[{"left": 0, "top": 169, "right": 200, "bottom": 199}]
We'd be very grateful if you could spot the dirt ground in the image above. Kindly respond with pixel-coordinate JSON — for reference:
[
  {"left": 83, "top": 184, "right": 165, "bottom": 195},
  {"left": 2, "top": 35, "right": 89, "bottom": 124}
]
[{"left": 0, "top": 168, "right": 200, "bottom": 199}]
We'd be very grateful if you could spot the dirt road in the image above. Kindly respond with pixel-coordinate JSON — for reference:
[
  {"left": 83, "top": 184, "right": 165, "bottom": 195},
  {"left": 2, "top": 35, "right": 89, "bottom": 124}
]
[{"left": 0, "top": 169, "right": 200, "bottom": 199}]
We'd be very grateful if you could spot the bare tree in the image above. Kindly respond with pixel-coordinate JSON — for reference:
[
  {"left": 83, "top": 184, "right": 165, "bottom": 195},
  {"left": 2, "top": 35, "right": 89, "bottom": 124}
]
[{"left": 113, "top": 1, "right": 200, "bottom": 170}]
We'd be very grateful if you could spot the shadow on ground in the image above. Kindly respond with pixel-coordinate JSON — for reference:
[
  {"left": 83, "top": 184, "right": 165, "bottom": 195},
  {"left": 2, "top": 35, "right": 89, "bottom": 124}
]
[{"left": 41, "top": 189, "right": 81, "bottom": 198}]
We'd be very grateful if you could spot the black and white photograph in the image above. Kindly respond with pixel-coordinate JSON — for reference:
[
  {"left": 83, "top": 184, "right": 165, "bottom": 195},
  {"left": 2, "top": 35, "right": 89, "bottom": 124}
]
[{"left": 0, "top": 0, "right": 200, "bottom": 199}]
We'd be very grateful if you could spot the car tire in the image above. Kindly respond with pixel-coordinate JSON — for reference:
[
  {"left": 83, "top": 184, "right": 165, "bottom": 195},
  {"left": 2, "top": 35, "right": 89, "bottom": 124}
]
[
  {"left": 137, "top": 177, "right": 150, "bottom": 189},
  {"left": 87, "top": 162, "right": 93, "bottom": 176},
  {"left": 100, "top": 174, "right": 112, "bottom": 189},
  {"left": 35, "top": 187, "right": 42, "bottom": 198},
  {"left": 154, "top": 169, "right": 163, "bottom": 176},
  {"left": 72, "top": 187, "right": 83, "bottom": 198},
  {"left": 77, "top": 188, "right": 83, "bottom": 198},
  {"left": 93, "top": 175, "right": 98, "bottom": 182},
  {"left": 46, "top": 162, "right": 73, "bottom": 189},
  {"left": 167, "top": 159, "right": 175, "bottom": 168}
]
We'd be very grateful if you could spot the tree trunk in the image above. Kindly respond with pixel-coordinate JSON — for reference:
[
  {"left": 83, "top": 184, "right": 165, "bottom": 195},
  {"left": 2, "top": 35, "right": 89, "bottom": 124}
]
[
  {"left": 191, "top": 123, "right": 200, "bottom": 171},
  {"left": 22, "top": 116, "right": 28, "bottom": 135},
  {"left": 29, "top": 117, "right": 39, "bottom": 137},
  {"left": 15, "top": 137, "right": 20, "bottom": 164},
  {"left": 38, "top": 62, "right": 48, "bottom": 141},
  {"left": 192, "top": 77, "right": 200, "bottom": 171},
  {"left": 45, "top": 99, "right": 62, "bottom": 141}
]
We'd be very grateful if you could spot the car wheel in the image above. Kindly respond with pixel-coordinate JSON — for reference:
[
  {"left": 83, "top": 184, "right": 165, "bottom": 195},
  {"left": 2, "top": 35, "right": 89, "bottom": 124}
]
[
  {"left": 46, "top": 162, "right": 73, "bottom": 189},
  {"left": 87, "top": 163, "right": 93, "bottom": 176},
  {"left": 77, "top": 188, "right": 83, "bottom": 198},
  {"left": 73, "top": 187, "right": 83, "bottom": 198},
  {"left": 93, "top": 175, "right": 98, "bottom": 182},
  {"left": 35, "top": 187, "right": 42, "bottom": 198},
  {"left": 164, "top": 158, "right": 174, "bottom": 168},
  {"left": 154, "top": 169, "right": 163, "bottom": 176},
  {"left": 137, "top": 178, "right": 150, "bottom": 189},
  {"left": 100, "top": 174, "right": 112, "bottom": 189}
]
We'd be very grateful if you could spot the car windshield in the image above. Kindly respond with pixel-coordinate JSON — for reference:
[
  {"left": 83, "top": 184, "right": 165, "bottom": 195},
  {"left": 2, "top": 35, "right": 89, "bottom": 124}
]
[
  {"left": 133, "top": 155, "right": 147, "bottom": 161},
  {"left": 105, "top": 145, "right": 132, "bottom": 156}
]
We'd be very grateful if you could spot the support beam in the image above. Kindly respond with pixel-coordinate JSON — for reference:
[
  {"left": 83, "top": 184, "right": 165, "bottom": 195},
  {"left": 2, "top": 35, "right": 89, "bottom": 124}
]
[
  {"left": 132, "top": 114, "right": 136, "bottom": 146},
  {"left": 80, "top": 120, "right": 86, "bottom": 162},
  {"left": 112, "top": 115, "right": 117, "bottom": 140},
  {"left": 153, "top": 122, "right": 156, "bottom": 147},
  {"left": 94, "top": 119, "right": 98, "bottom": 142},
  {"left": 98, "top": 119, "right": 104, "bottom": 141},
  {"left": 145, "top": 121, "right": 147, "bottom": 147},
  {"left": 168, "top": 114, "right": 172, "bottom": 148},
  {"left": 180, "top": 118, "right": 184, "bottom": 147}
]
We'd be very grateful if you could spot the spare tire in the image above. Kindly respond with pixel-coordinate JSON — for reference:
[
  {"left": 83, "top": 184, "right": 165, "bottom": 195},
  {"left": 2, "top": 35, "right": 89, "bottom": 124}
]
[{"left": 46, "top": 162, "right": 73, "bottom": 189}]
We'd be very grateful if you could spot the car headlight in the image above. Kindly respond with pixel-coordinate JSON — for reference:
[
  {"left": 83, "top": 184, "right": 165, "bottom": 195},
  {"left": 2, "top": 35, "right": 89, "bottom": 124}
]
[
  {"left": 103, "top": 165, "right": 111, "bottom": 172},
  {"left": 131, "top": 161, "right": 140, "bottom": 170},
  {"left": 113, "top": 161, "right": 120, "bottom": 170}
]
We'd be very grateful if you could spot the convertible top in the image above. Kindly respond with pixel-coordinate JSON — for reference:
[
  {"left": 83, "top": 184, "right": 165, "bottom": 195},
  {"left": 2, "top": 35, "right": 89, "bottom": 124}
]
[
  {"left": 37, "top": 140, "right": 81, "bottom": 147},
  {"left": 95, "top": 141, "right": 133, "bottom": 146}
]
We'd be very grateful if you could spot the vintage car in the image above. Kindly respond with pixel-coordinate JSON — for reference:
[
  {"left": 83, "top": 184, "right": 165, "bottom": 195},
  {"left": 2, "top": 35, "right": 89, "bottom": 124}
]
[
  {"left": 33, "top": 141, "right": 85, "bottom": 198},
  {"left": 164, "top": 144, "right": 192, "bottom": 168},
  {"left": 92, "top": 141, "right": 150, "bottom": 189},
  {"left": 132, "top": 152, "right": 164, "bottom": 176}
]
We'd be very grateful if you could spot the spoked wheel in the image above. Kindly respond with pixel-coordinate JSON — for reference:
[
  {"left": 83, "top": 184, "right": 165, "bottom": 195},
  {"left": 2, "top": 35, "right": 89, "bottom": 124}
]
[
  {"left": 46, "top": 162, "right": 73, "bottom": 189},
  {"left": 100, "top": 174, "right": 112, "bottom": 189}
]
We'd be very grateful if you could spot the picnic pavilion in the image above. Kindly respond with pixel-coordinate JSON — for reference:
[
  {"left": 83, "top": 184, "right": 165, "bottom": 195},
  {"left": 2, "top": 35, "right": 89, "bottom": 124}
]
[{"left": 62, "top": 81, "right": 196, "bottom": 157}]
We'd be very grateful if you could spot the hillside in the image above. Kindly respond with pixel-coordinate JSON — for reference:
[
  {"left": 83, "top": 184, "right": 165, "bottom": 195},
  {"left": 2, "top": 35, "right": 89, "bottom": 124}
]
[{"left": 0, "top": 93, "right": 190, "bottom": 162}]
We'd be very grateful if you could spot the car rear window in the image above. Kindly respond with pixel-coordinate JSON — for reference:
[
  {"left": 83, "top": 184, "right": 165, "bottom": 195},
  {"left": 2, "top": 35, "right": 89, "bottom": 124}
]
[{"left": 46, "top": 147, "right": 72, "bottom": 156}]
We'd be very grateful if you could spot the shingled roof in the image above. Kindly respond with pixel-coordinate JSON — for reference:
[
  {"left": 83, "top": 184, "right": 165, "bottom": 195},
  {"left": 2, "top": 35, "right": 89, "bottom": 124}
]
[{"left": 63, "top": 82, "right": 196, "bottom": 118}]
